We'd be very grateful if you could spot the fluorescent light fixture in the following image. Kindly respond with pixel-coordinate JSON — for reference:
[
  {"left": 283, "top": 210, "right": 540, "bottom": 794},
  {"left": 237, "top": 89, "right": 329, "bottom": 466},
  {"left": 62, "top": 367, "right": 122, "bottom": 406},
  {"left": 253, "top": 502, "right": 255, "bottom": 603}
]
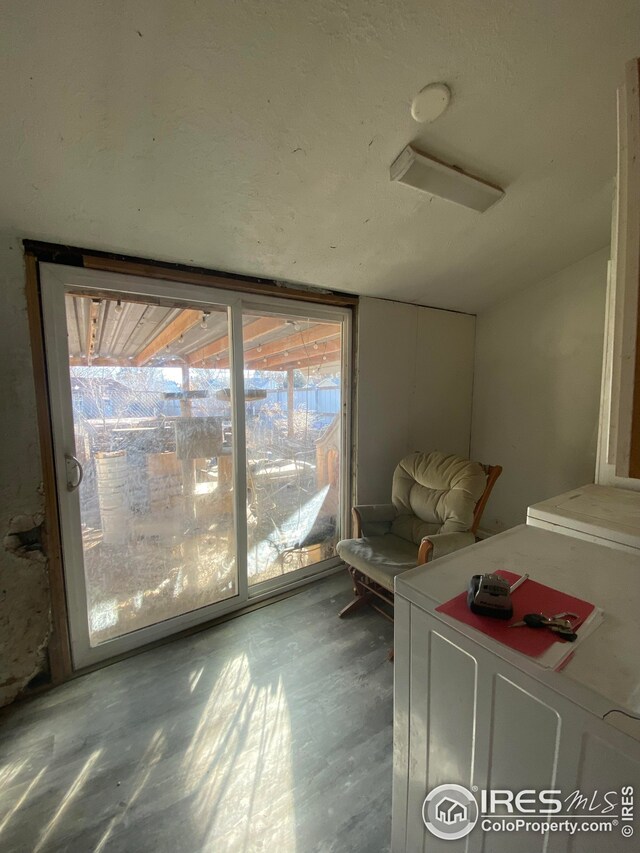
[{"left": 390, "top": 145, "right": 504, "bottom": 212}]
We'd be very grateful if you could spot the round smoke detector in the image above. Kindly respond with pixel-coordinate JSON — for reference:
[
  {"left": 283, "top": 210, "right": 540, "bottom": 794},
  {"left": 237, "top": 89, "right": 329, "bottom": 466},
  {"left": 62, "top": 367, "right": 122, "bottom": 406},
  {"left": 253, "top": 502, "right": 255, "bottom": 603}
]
[{"left": 411, "top": 83, "right": 451, "bottom": 123}]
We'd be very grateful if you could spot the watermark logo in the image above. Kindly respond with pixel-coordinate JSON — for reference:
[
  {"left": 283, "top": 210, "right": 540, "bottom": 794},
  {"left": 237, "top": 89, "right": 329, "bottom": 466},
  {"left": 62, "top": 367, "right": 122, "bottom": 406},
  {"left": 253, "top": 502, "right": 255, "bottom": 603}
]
[
  {"left": 422, "top": 784, "right": 479, "bottom": 840},
  {"left": 422, "top": 784, "right": 634, "bottom": 841}
]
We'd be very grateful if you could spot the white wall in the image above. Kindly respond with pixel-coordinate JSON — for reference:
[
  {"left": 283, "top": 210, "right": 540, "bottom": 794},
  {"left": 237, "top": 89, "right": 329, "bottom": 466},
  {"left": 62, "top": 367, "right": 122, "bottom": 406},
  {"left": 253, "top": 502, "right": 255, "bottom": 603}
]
[
  {"left": 470, "top": 247, "right": 609, "bottom": 533},
  {"left": 355, "top": 297, "right": 476, "bottom": 504},
  {"left": 0, "top": 233, "right": 51, "bottom": 706}
]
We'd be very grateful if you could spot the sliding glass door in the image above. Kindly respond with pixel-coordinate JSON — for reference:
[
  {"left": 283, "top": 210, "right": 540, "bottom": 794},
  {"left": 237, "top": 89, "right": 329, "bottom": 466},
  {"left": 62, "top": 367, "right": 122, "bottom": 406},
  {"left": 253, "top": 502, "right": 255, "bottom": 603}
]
[
  {"left": 240, "top": 309, "right": 343, "bottom": 586},
  {"left": 41, "top": 264, "right": 349, "bottom": 668},
  {"left": 65, "top": 296, "right": 240, "bottom": 645}
]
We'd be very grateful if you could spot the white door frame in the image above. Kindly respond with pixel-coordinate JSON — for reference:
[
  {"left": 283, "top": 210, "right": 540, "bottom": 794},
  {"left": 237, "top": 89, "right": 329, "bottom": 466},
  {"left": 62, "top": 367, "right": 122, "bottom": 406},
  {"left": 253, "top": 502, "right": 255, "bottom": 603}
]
[{"left": 40, "top": 263, "right": 350, "bottom": 669}]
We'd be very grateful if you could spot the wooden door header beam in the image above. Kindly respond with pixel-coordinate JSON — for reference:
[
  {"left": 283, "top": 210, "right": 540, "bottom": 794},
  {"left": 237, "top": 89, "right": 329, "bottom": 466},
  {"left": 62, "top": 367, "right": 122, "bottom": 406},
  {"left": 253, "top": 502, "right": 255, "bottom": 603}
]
[{"left": 23, "top": 240, "right": 358, "bottom": 308}]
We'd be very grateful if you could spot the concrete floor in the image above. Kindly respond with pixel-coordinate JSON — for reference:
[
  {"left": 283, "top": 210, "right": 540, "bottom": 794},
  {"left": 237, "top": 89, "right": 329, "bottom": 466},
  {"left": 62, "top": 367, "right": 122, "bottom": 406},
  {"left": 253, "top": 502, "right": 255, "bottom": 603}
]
[{"left": 0, "top": 574, "right": 394, "bottom": 853}]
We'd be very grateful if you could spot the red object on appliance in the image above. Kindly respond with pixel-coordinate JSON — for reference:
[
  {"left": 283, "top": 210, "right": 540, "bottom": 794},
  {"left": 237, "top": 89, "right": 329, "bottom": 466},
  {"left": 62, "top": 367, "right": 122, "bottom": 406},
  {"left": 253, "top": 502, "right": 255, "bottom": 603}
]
[{"left": 435, "top": 570, "right": 595, "bottom": 658}]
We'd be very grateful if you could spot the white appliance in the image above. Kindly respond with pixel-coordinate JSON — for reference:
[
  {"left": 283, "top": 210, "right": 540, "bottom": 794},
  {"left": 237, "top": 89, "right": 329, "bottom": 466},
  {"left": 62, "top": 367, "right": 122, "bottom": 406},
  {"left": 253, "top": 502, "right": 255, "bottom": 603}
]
[
  {"left": 393, "top": 525, "right": 640, "bottom": 853},
  {"left": 527, "top": 483, "right": 640, "bottom": 553}
]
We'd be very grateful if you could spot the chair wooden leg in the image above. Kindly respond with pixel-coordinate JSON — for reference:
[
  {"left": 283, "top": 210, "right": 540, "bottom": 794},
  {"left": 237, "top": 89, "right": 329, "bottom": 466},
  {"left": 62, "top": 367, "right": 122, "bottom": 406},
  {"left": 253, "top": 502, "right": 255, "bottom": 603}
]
[
  {"left": 348, "top": 565, "right": 360, "bottom": 596},
  {"left": 338, "top": 592, "right": 372, "bottom": 618},
  {"left": 338, "top": 565, "right": 372, "bottom": 618},
  {"left": 338, "top": 564, "right": 396, "bottom": 636}
]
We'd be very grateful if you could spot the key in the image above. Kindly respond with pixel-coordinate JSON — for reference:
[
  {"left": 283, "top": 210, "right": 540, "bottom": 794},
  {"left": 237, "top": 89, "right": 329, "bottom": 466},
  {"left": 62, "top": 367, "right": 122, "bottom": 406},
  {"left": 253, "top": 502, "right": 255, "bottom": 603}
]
[
  {"left": 549, "top": 625, "right": 577, "bottom": 642},
  {"left": 509, "top": 613, "right": 549, "bottom": 628},
  {"left": 510, "top": 613, "right": 578, "bottom": 641}
]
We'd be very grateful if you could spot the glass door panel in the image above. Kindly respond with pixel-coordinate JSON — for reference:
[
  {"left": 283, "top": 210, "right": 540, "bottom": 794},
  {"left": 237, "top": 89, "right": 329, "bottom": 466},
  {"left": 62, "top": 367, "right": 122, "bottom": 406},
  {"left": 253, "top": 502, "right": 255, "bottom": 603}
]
[
  {"left": 241, "top": 310, "right": 343, "bottom": 585},
  {"left": 42, "top": 262, "right": 350, "bottom": 669},
  {"left": 64, "top": 291, "right": 238, "bottom": 645}
]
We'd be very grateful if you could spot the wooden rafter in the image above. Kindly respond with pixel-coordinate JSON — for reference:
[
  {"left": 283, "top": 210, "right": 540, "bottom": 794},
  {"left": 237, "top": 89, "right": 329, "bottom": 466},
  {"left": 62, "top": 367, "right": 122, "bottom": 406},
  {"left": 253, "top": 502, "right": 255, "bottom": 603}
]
[
  {"left": 186, "top": 316, "right": 285, "bottom": 366},
  {"left": 86, "top": 299, "right": 101, "bottom": 366},
  {"left": 246, "top": 339, "right": 342, "bottom": 371},
  {"left": 69, "top": 356, "right": 130, "bottom": 367},
  {"left": 274, "top": 350, "right": 342, "bottom": 371},
  {"left": 216, "top": 323, "right": 340, "bottom": 369},
  {"left": 69, "top": 312, "right": 338, "bottom": 371},
  {"left": 133, "top": 309, "right": 202, "bottom": 366},
  {"left": 185, "top": 332, "right": 229, "bottom": 366},
  {"left": 244, "top": 323, "right": 340, "bottom": 362}
]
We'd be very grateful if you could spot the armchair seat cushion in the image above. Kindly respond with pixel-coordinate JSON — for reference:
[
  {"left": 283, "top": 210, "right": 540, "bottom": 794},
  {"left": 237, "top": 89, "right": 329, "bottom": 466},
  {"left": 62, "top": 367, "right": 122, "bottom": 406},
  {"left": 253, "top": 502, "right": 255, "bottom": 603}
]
[
  {"left": 336, "top": 534, "right": 418, "bottom": 591},
  {"left": 392, "top": 452, "right": 488, "bottom": 542}
]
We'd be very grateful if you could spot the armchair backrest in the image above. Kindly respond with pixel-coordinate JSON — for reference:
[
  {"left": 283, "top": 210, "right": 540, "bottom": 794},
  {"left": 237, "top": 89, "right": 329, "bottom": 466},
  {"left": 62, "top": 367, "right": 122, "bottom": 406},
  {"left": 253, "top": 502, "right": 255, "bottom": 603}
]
[{"left": 391, "top": 451, "right": 489, "bottom": 545}]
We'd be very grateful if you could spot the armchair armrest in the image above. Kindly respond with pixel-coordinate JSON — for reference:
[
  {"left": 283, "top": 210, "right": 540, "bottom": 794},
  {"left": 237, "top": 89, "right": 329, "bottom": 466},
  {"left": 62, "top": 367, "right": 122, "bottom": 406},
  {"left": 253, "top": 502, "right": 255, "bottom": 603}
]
[
  {"left": 417, "top": 531, "right": 476, "bottom": 565},
  {"left": 352, "top": 503, "right": 397, "bottom": 537}
]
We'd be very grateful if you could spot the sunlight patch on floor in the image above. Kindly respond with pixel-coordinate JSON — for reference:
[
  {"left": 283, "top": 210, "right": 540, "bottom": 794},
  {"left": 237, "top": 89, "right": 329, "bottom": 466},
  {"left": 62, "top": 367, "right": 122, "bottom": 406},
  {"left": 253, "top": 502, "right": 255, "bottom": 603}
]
[
  {"left": 181, "top": 652, "right": 297, "bottom": 852},
  {"left": 0, "top": 766, "right": 48, "bottom": 838},
  {"left": 93, "top": 730, "right": 166, "bottom": 853},
  {"left": 34, "top": 750, "right": 102, "bottom": 852}
]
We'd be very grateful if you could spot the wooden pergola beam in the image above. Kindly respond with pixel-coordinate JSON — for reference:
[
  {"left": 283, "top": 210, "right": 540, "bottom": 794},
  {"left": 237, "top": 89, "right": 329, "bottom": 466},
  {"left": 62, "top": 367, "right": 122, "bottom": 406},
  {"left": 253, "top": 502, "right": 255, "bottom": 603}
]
[
  {"left": 215, "top": 324, "right": 340, "bottom": 370},
  {"left": 186, "top": 316, "right": 286, "bottom": 366},
  {"left": 133, "top": 309, "right": 202, "bottom": 367},
  {"left": 72, "top": 314, "right": 337, "bottom": 371},
  {"left": 277, "top": 351, "right": 342, "bottom": 371},
  {"left": 185, "top": 332, "right": 229, "bottom": 366},
  {"left": 247, "top": 339, "right": 342, "bottom": 371},
  {"left": 242, "top": 323, "right": 340, "bottom": 363}
]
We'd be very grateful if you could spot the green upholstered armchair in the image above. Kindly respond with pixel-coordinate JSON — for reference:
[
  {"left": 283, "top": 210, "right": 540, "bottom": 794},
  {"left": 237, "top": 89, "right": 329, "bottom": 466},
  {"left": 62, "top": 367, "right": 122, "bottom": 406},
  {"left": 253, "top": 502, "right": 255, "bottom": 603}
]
[{"left": 336, "top": 450, "right": 502, "bottom": 621}]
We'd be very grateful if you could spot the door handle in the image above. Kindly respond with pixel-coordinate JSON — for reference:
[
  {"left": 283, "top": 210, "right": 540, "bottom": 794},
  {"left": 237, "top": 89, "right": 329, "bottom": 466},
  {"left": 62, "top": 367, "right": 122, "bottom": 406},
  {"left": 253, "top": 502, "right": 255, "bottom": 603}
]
[{"left": 65, "top": 453, "right": 84, "bottom": 492}]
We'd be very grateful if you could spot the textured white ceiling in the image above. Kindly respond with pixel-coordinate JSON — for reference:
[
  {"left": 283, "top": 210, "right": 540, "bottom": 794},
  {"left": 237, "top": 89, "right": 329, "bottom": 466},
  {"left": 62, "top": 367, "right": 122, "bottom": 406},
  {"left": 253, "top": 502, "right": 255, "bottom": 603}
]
[{"left": 2, "top": 1, "right": 639, "bottom": 311}]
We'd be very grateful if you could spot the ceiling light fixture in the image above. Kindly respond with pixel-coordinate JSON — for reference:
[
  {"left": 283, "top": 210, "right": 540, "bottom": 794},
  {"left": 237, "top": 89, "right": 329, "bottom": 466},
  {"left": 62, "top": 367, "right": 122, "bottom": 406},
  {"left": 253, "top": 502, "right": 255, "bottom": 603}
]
[
  {"left": 390, "top": 145, "right": 504, "bottom": 213},
  {"left": 200, "top": 312, "right": 210, "bottom": 329},
  {"left": 411, "top": 83, "right": 451, "bottom": 123}
]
